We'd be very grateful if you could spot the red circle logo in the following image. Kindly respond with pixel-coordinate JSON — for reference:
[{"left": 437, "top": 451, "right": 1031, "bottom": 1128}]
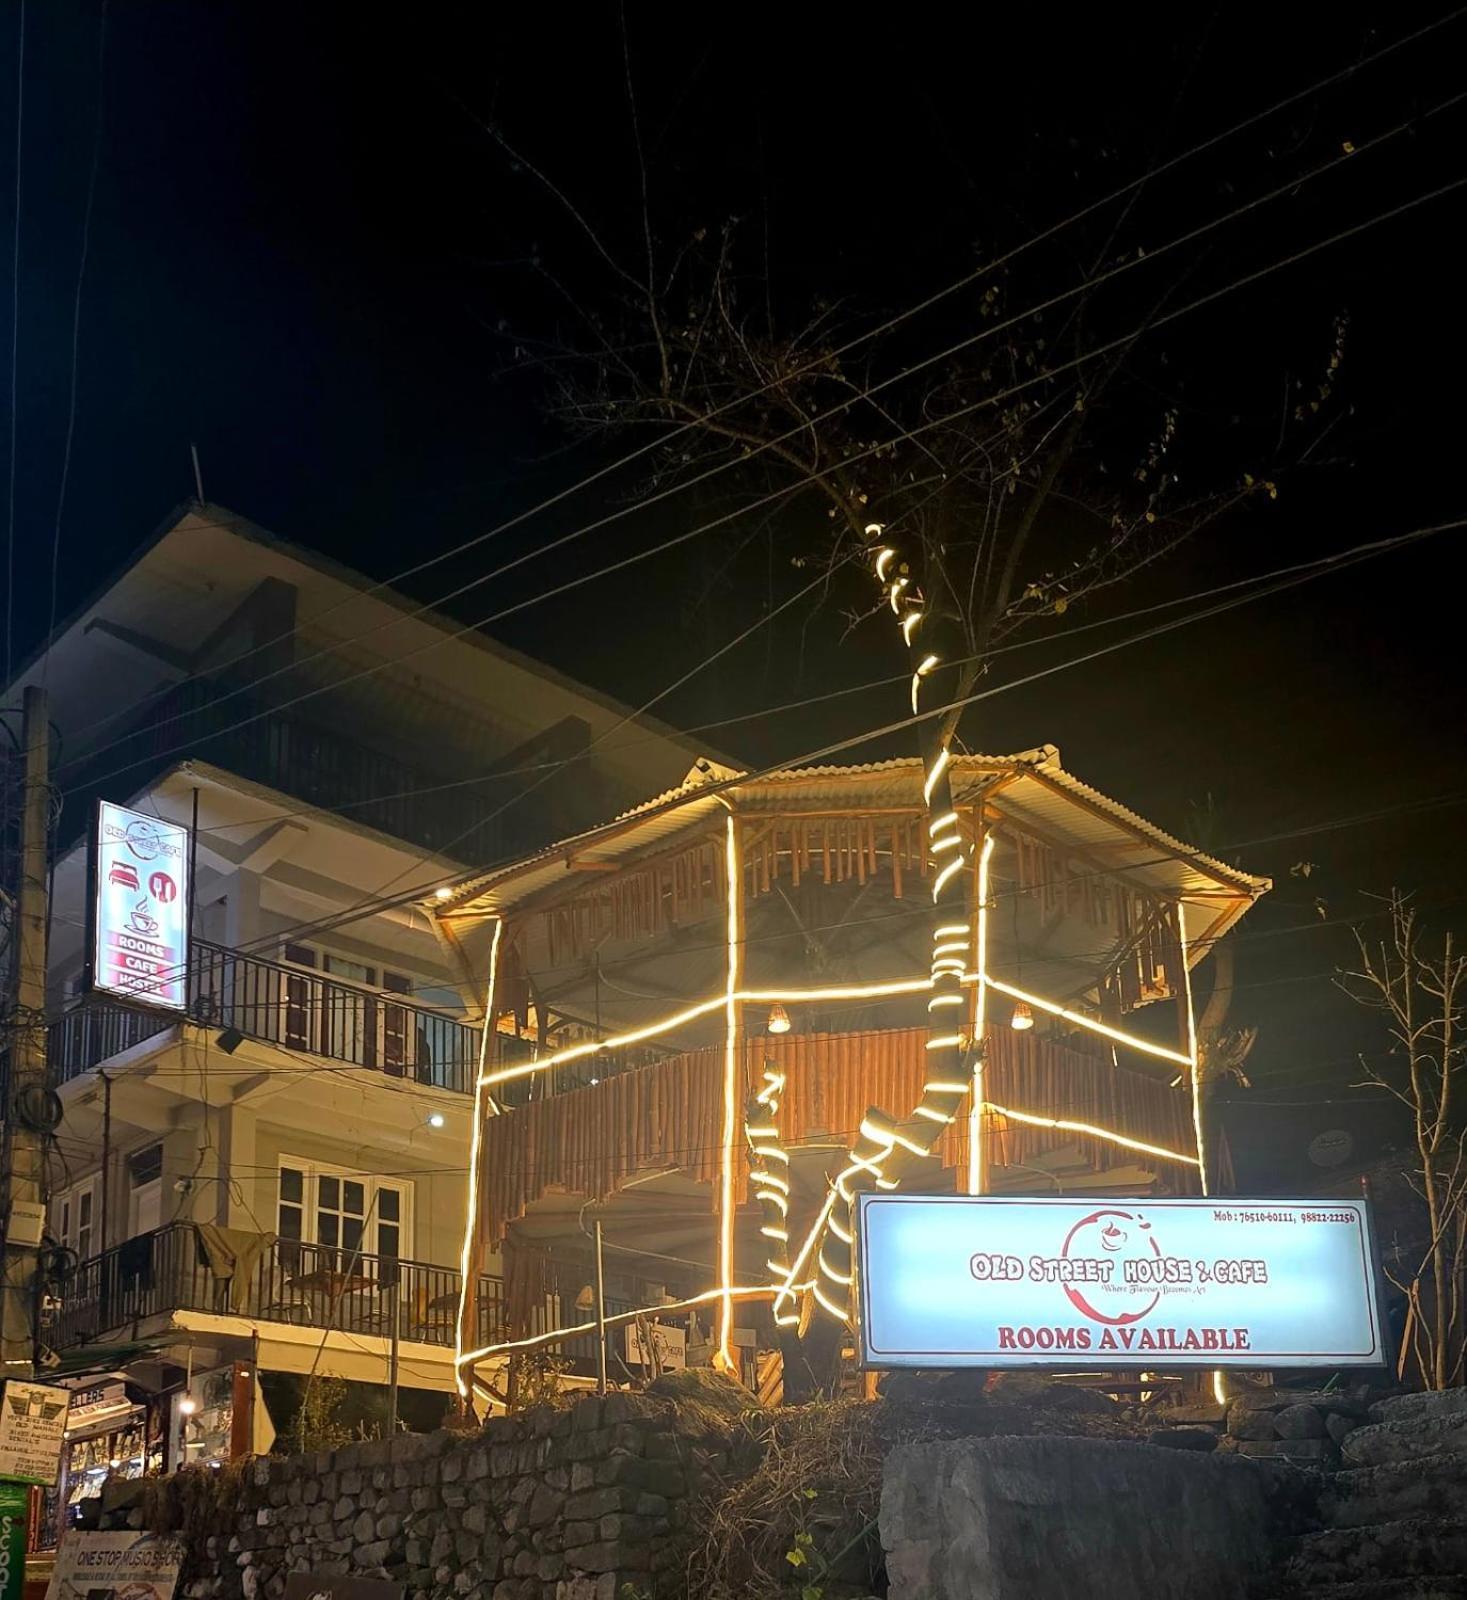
[
  {"left": 1059, "top": 1207, "right": 1162, "bottom": 1326},
  {"left": 148, "top": 872, "right": 178, "bottom": 903}
]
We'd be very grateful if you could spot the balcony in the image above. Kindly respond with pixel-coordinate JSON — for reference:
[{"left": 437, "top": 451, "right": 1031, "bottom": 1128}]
[
  {"left": 48, "top": 1224, "right": 509, "bottom": 1356},
  {"left": 61, "top": 677, "right": 507, "bottom": 861},
  {"left": 49, "top": 938, "right": 483, "bottom": 1093}
]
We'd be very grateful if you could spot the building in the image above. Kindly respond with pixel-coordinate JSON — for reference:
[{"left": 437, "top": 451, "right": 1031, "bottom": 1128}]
[
  {"left": 441, "top": 751, "right": 1270, "bottom": 1406},
  {"left": 0, "top": 502, "right": 702, "bottom": 1531}
]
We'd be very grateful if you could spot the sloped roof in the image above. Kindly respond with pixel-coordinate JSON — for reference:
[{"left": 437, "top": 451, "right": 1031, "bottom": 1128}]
[{"left": 434, "top": 747, "right": 1270, "bottom": 953}]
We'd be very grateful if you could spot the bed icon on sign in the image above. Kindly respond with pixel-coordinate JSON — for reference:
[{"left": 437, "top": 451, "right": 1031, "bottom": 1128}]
[{"left": 108, "top": 860, "right": 140, "bottom": 891}]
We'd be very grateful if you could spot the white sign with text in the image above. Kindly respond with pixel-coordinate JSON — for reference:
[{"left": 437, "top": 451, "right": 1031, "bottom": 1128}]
[
  {"left": 0, "top": 1380, "right": 71, "bottom": 1484},
  {"left": 92, "top": 801, "right": 190, "bottom": 1011},
  {"left": 857, "top": 1195, "right": 1386, "bottom": 1369}
]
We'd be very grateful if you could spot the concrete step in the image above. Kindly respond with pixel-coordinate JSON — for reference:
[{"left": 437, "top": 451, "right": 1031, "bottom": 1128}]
[
  {"left": 1324, "top": 1450, "right": 1467, "bottom": 1528},
  {"left": 1289, "top": 1517, "right": 1467, "bottom": 1585}
]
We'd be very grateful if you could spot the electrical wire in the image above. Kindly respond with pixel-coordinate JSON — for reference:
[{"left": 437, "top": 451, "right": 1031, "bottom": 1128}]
[
  {"left": 3, "top": 0, "right": 24, "bottom": 686},
  {"left": 44, "top": 0, "right": 108, "bottom": 690},
  {"left": 53, "top": 509, "right": 1466, "bottom": 1012},
  {"left": 49, "top": 9, "right": 1466, "bottom": 750},
  {"left": 60, "top": 86, "right": 1467, "bottom": 783}
]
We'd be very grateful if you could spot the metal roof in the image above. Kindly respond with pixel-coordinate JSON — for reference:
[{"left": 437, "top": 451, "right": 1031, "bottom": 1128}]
[{"left": 435, "top": 747, "right": 1270, "bottom": 951}]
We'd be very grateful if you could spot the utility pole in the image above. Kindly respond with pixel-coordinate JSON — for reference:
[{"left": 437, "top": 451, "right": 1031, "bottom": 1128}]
[{"left": 1, "top": 687, "right": 51, "bottom": 1376}]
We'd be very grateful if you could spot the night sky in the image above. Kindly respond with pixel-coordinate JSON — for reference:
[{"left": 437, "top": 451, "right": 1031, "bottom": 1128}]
[{"left": 6, "top": 2, "right": 1465, "bottom": 1117}]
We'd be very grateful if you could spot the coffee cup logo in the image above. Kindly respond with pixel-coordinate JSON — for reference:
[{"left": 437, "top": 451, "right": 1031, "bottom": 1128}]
[{"left": 1060, "top": 1207, "right": 1162, "bottom": 1326}]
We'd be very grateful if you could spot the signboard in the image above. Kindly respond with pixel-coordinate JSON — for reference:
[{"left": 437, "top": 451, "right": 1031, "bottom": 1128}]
[
  {"left": 0, "top": 1381, "right": 71, "bottom": 1485},
  {"left": 0, "top": 1480, "right": 28, "bottom": 1600},
  {"left": 45, "top": 1532, "right": 184, "bottom": 1600},
  {"left": 92, "top": 802, "right": 190, "bottom": 1011},
  {"left": 285, "top": 1574, "right": 404, "bottom": 1600},
  {"left": 624, "top": 1321, "right": 687, "bottom": 1370},
  {"left": 857, "top": 1195, "right": 1386, "bottom": 1369}
]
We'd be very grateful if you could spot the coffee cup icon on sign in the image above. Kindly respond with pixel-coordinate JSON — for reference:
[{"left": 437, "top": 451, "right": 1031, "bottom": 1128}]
[{"left": 129, "top": 900, "right": 160, "bottom": 939}]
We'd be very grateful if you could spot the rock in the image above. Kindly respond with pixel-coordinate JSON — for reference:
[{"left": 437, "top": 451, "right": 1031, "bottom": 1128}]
[
  {"left": 1326, "top": 1413, "right": 1359, "bottom": 1446},
  {"left": 1029, "top": 1384, "right": 1120, "bottom": 1414},
  {"left": 1344, "top": 1412, "right": 1467, "bottom": 1466},
  {"left": 880, "top": 1435, "right": 1271, "bottom": 1600},
  {"left": 1228, "top": 1406, "right": 1277, "bottom": 1442},
  {"left": 1230, "top": 1387, "right": 1368, "bottom": 1419},
  {"left": 1325, "top": 1451, "right": 1467, "bottom": 1528},
  {"left": 1371, "top": 1387, "right": 1467, "bottom": 1424},
  {"left": 1274, "top": 1404, "right": 1328, "bottom": 1441},
  {"left": 645, "top": 1366, "right": 749, "bottom": 1423},
  {"left": 1163, "top": 1402, "right": 1228, "bottom": 1426},
  {"left": 1148, "top": 1428, "right": 1218, "bottom": 1452}
]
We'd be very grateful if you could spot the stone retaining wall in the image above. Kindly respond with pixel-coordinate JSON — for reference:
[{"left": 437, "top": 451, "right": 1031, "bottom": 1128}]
[{"left": 99, "top": 1392, "right": 738, "bottom": 1600}]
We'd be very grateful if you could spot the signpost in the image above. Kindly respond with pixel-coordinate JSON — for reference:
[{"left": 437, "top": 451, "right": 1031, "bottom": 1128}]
[
  {"left": 0, "top": 1380, "right": 70, "bottom": 1484},
  {"left": 856, "top": 1195, "right": 1387, "bottom": 1369},
  {"left": 44, "top": 1532, "right": 184, "bottom": 1600},
  {"left": 91, "top": 803, "right": 191, "bottom": 1012}
]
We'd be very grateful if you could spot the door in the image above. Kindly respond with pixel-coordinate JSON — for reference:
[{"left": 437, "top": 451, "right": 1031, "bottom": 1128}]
[{"left": 127, "top": 1144, "right": 163, "bottom": 1236}]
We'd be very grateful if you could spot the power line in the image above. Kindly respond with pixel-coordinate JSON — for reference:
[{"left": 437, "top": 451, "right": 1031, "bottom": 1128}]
[
  {"left": 3, "top": 0, "right": 24, "bottom": 686},
  {"left": 42, "top": 515, "right": 1465, "bottom": 1016},
  {"left": 64, "top": 164, "right": 1467, "bottom": 852},
  {"left": 44, "top": 0, "right": 108, "bottom": 690},
  {"left": 59, "top": 83, "right": 1467, "bottom": 779}
]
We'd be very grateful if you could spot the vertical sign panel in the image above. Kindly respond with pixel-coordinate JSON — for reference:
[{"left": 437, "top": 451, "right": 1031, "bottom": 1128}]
[
  {"left": 92, "top": 802, "right": 190, "bottom": 1012},
  {"left": 0, "top": 1480, "right": 26, "bottom": 1600}
]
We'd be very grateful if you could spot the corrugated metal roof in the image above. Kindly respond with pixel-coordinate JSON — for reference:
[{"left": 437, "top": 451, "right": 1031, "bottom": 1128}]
[{"left": 435, "top": 748, "right": 1270, "bottom": 946}]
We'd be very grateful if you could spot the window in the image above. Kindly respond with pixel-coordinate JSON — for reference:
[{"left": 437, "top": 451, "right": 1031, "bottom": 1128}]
[
  {"left": 53, "top": 1177, "right": 99, "bottom": 1261},
  {"left": 276, "top": 1159, "right": 410, "bottom": 1276}
]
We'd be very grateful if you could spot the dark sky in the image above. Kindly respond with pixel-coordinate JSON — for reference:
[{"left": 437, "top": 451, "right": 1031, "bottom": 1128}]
[{"left": 6, "top": 1, "right": 1466, "bottom": 1104}]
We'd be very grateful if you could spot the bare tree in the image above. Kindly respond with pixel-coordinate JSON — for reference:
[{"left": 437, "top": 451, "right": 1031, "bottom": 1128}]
[
  {"left": 1340, "top": 893, "right": 1467, "bottom": 1389},
  {"left": 485, "top": 96, "right": 1343, "bottom": 1381}
]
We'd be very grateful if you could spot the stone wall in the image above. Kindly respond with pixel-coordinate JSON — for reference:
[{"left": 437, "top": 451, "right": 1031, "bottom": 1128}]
[{"left": 99, "top": 1390, "right": 739, "bottom": 1600}]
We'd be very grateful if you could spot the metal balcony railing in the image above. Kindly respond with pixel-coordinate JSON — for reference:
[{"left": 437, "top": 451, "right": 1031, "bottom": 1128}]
[
  {"left": 48, "top": 938, "right": 482, "bottom": 1093},
  {"left": 47, "top": 1224, "right": 508, "bottom": 1354}
]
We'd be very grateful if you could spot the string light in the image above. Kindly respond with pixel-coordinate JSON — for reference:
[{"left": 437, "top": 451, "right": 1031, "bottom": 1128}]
[
  {"left": 983, "top": 1102, "right": 1202, "bottom": 1167},
  {"left": 454, "top": 916, "right": 503, "bottom": 1402},
  {"left": 718, "top": 812, "right": 741, "bottom": 1374},
  {"left": 981, "top": 976, "right": 1194, "bottom": 1067},
  {"left": 1178, "top": 901, "right": 1208, "bottom": 1194},
  {"left": 968, "top": 832, "right": 995, "bottom": 1194}
]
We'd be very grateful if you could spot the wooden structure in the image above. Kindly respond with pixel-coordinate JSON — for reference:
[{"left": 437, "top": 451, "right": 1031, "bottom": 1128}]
[{"left": 430, "top": 746, "right": 1270, "bottom": 1404}]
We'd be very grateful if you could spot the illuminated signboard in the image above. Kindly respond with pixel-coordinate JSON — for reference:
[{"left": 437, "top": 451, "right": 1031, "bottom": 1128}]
[
  {"left": 92, "top": 801, "right": 190, "bottom": 1011},
  {"left": 856, "top": 1194, "right": 1386, "bottom": 1369}
]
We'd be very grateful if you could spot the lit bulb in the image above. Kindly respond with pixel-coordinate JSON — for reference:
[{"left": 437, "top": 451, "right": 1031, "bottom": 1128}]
[
  {"left": 434, "top": 885, "right": 453, "bottom": 902},
  {"left": 1010, "top": 1001, "right": 1034, "bottom": 1032},
  {"left": 427, "top": 1112, "right": 446, "bottom": 1129},
  {"left": 179, "top": 1396, "right": 197, "bottom": 1415},
  {"left": 766, "top": 1004, "right": 791, "bottom": 1035}
]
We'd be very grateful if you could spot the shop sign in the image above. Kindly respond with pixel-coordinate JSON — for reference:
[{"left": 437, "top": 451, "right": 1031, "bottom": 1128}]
[
  {"left": 0, "top": 1480, "right": 28, "bottom": 1600},
  {"left": 44, "top": 1532, "right": 184, "bottom": 1600},
  {"left": 624, "top": 1321, "right": 687, "bottom": 1370},
  {"left": 0, "top": 1381, "right": 71, "bottom": 1485},
  {"left": 92, "top": 801, "right": 190, "bottom": 1011},
  {"left": 856, "top": 1195, "right": 1386, "bottom": 1369}
]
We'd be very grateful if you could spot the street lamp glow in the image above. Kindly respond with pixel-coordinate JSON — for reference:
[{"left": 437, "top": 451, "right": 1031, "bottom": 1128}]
[{"left": 427, "top": 1112, "right": 446, "bottom": 1129}]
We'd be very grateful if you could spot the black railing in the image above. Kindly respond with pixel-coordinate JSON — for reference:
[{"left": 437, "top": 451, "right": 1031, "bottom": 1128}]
[
  {"left": 48, "top": 1224, "right": 506, "bottom": 1354},
  {"left": 49, "top": 939, "right": 482, "bottom": 1093},
  {"left": 61, "top": 677, "right": 507, "bottom": 862}
]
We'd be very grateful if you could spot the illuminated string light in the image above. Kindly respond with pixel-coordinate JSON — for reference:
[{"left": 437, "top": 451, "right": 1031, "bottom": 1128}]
[
  {"left": 718, "top": 813, "right": 741, "bottom": 1373},
  {"left": 922, "top": 747, "right": 950, "bottom": 806},
  {"left": 901, "top": 611, "right": 924, "bottom": 645},
  {"left": 910, "top": 653, "right": 939, "bottom": 713},
  {"left": 981, "top": 976, "right": 1194, "bottom": 1067},
  {"left": 1178, "top": 901, "right": 1208, "bottom": 1195},
  {"left": 457, "top": 1285, "right": 775, "bottom": 1371},
  {"left": 983, "top": 1102, "right": 1202, "bottom": 1167},
  {"left": 932, "top": 854, "right": 966, "bottom": 901},
  {"left": 454, "top": 916, "right": 503, "bottom": 1402},
  {"left": 968, "top": 832, "right": 996, "bottom": 1194}
]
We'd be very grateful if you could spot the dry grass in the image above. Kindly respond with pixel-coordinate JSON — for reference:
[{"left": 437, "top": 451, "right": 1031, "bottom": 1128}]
[{"left": 684, "top": 1391, "right": 1149, "bottom": 1600}]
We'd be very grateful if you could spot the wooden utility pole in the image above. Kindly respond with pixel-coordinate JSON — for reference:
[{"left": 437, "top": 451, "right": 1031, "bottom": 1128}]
[{"left": 1, "top": 687, "right": 51, "bottom": 1376}]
